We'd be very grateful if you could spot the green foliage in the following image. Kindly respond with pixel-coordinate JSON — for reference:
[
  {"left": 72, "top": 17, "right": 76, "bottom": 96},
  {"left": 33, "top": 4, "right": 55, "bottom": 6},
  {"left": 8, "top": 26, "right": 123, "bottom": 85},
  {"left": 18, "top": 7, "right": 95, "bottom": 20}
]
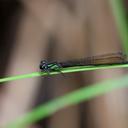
[
  {"left": 6, "top": 74, "right": 128, "bottom": 128},
  {"left": 110, "top": 0, "right": 128, "bottom": 54}
]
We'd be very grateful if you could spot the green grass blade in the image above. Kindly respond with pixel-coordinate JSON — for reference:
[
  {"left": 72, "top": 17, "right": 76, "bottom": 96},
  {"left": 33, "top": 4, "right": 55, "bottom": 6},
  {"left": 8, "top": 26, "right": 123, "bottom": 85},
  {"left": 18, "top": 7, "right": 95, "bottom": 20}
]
[
  {"left": 6, "top": 74, "right": 128, "bottom": 128},
  {"left": 1, "top": 64, "right": 128, "bottom": 83},
  {"left": 110, "top": 0, "right": 128, "bottom": 54}
]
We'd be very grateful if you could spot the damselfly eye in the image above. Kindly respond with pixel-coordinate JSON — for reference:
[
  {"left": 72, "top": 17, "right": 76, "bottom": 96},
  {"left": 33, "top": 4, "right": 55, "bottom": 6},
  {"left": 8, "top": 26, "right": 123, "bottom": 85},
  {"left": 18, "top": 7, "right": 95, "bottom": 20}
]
[{"left": 41, "top": 60, "right": 47, "bottom": 64}]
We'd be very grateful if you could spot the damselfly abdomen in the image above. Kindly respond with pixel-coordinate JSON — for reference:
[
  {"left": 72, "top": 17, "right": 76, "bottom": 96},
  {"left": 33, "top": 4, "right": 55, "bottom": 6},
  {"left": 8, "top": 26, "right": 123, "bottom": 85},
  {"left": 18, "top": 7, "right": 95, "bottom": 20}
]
[{"left": 59, "top": 52, "right": 127, "bottom": 67}]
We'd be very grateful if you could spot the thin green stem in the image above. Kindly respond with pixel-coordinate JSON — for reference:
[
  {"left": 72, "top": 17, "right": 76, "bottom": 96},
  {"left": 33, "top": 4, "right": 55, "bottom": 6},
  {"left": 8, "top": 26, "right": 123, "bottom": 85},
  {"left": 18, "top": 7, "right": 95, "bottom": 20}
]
[
  {"left": 6, "top": 74, "right": 128, "bottom": 128},
  {"left": 0, "top": 63, "right": 128, "bottom": 83},
  {"left": 110, "top": 0, "right": 128, "bottom": 54}
]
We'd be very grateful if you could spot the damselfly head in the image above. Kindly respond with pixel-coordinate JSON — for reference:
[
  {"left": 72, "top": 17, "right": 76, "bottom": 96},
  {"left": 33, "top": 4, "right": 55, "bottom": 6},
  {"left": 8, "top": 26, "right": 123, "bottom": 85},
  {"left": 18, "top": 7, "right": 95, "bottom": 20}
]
[{"left": 40, "top": 60, "right": 48, "bottom": 70}]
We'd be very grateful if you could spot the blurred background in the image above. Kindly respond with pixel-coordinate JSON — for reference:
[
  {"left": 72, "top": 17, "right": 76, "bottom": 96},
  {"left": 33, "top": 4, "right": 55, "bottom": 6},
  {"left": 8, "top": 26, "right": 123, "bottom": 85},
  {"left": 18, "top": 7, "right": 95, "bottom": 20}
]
[{"left": 0, "top": 0, "right": 128, "bottom": 128}]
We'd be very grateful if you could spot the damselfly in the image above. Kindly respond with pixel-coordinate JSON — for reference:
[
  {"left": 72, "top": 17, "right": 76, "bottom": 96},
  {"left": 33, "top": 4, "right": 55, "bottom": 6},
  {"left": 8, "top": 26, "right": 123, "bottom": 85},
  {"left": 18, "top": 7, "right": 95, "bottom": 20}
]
[{"left": 40, "top": 52, "right": 127, "bottom": 73}]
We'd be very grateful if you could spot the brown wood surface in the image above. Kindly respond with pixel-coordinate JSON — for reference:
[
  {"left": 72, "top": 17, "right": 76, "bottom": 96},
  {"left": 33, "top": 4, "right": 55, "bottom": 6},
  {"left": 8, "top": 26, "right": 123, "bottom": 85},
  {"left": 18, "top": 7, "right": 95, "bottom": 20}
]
[{"left": 0, "top": 0, "right": 127, "bottom": 128}]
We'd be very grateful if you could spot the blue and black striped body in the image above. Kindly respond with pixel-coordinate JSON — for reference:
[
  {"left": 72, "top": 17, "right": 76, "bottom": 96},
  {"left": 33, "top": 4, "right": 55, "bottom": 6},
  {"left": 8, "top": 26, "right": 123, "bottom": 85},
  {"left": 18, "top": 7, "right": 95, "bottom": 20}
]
[{"left": 40, "top": 60, "right": 62, "bottom": 73}]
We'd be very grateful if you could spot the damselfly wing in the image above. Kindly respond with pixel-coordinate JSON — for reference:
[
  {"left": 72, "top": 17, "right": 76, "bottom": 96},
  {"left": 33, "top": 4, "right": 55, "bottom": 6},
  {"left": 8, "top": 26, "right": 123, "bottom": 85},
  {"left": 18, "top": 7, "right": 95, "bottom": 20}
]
[{"left": 59, "top": 52, "right": 127, "bottom": 67}]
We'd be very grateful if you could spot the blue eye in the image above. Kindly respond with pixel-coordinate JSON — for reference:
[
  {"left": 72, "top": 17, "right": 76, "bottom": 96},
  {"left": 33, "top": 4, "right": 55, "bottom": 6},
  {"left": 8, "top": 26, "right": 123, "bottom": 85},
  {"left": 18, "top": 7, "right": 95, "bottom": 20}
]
[{"left": 41, "top": 60, "right": 47, "bottom": 64}]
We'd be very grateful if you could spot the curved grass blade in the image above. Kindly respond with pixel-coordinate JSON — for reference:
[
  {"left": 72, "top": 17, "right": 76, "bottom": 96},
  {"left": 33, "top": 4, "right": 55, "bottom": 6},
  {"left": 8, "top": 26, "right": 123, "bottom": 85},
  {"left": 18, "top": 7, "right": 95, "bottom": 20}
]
[
  {"left": 5, "top": 74, "right": 128, "bottom": 128},
  {"left": 110, "top": 0, "right": 128, "bottom": 54},
  {"left": 1, "top": 63, "right": 128, "bottom": 83}
]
